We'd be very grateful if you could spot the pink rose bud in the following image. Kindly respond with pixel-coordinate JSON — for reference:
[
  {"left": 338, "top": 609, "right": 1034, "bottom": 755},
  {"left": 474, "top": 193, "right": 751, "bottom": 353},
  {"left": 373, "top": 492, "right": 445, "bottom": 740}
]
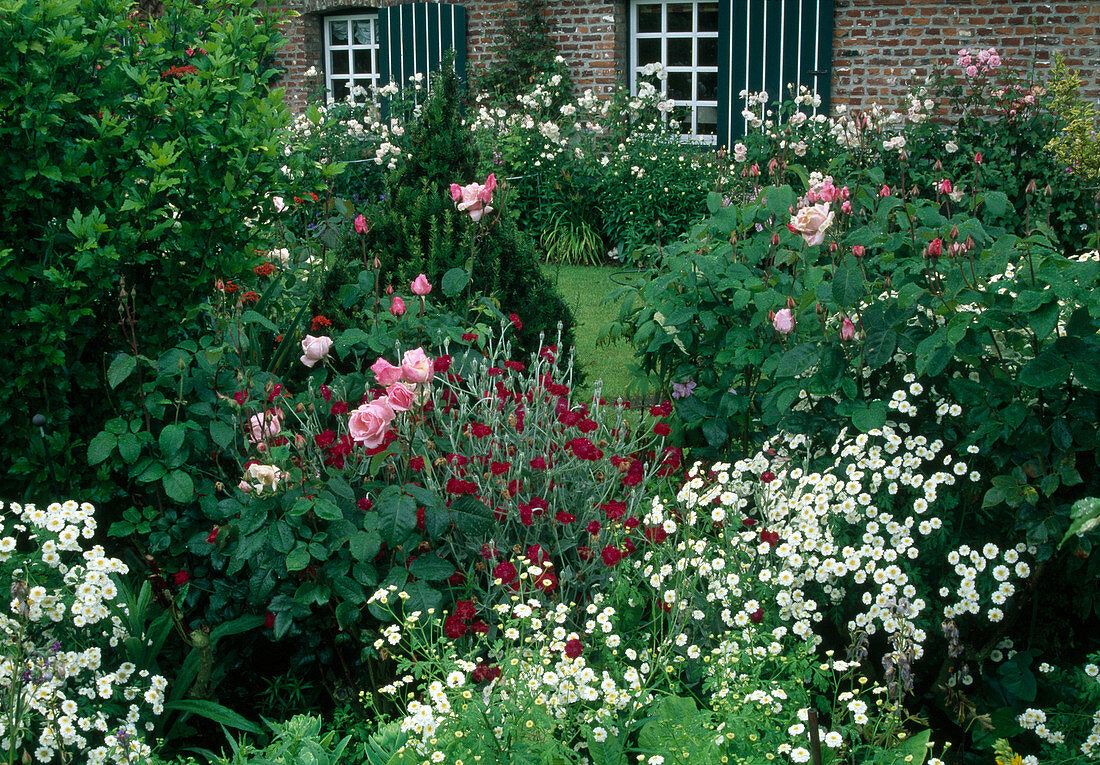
[
  {"left": 829, "top": 243, "right": 838, "bottom": 252},
  {"left": 852, "top": 245, "right": 866, "bottom": 258},
  {"left": 390, "top": 295, "right": 406, "bottom": 316},
  {"left": 950, "top": 224, "right": 959, "bottom": 240},
  {"left": 771, "top": 233, "right": 781, "bottom": 246},
  {"left": 400, "top": 347, "right": 435, "bottom": 384},
  {"left": 386, "top": 382, "right": 416, "bottom": 412},
  {"left": 772, "top": 308, "right": 796, "bottom": 335},
  {"left": 385, "top": 285, "right": 393, "bottom": 294},
  {"left": 841, "top": 200, "right": 852, "bottom": 214},
  {"left": 410, "top": 274, "right": 432, "bottom": 295},
  {"left": 841, "top": 186, "right": 850, "bottom": 200},
  {"left": 348, "top": 398, "right": 395, "bottom": 448},
  {"left": 370, "top": 357, "right": 404, "bottom": 386},
  {"left": 926, "top": 238, "right": 943, "bottom": 258},
  {"left": 938, "top": 178, "right": 953, "bottom": 195},
  {"left": 373, "top": 257, "right": 381, "bottom": 269},
  {"left": 974, "top": 152, "right": 983, "bottom": 164},
  {"left": 353, "top": 214, "right": 369, "bottom": 234},
  {"left": 300, "top": 335, "right": 333, "bottom": 368},
  {"left": 450, "top": 183, "right": 464, "bottom": 202},
  {"left": 841, "top": 316, "right": 856, "bottom": 342},
  {"left": 880, "top": 185, "right": 891, "bottom": 197}
]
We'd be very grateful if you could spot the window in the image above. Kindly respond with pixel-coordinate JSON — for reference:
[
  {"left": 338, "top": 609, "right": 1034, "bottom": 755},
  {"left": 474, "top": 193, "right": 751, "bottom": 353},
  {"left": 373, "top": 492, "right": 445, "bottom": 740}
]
[
  {"left": 324, "top": 13, "right": 380, "bottom": 104},
  {"left": 631, "top": 0, "right": 720, "bottom": 142}
]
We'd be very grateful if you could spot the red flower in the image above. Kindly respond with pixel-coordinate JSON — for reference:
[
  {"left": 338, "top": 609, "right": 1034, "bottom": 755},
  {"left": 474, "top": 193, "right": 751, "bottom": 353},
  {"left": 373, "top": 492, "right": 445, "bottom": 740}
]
[
  {"left": 241, "top": 290, "right": 260, "bottom": 304},
  {"left": 311, "top": 315, "right": 332, "bottom": 331},
  {"left": 649, "top": 401, "right": 673, "bottom": 417},
  {"left": 576, "top": 545, "right": 592, "bottom": 561},
  {"left": 601, "top": 500, "right": 627, "bottom": 521},
  {"left": 447, "top": 570, "right": 466, "bottom": 586},
  {"left": 433, "top": 355, "right": 453, "bottom": 373},
  {"left": 509, "top": 313, "right": 523, "bottom": 331},
  {"left": 566, "top": 437, "right": 603, "bottom": 461},
  {"left": 206, "top": 526, "right": 219, "bottom": 544},
  {"left": 357, "top": 498, "right": 374, "bottom": 511},
  {"left": 490, "top": 461, "right": 510, "bottom": 476},
  {"left": 264, "top": 611, "right": 276, "bottom": 629},
  {"left": 461, "top": 332, "right": 479, "bottom": 342},
  {"left": 623, "top": 517, "right": 640, "bottom": 530},
  {"left": 472, "top": 663, "right": 500, "bottom": 682},
  {"left": 161, "top": 64, "right": 199, "bottom": 79},
  {"left": 330, "top": 401, "right": 349, "bottom": 416},
  {"left": 444, "top": 614, "right": 467, "bottom": 639},
  {"left": 446, "top": 478, "right": 478, "bottom": 495},
  {"left": 469, "top": 422, "right": 492, "bottom": 438},
  {"left": 319, "top": 384, "right": 332, "bottom": 402},
  {"left": 172, "top": 570, "right": 190, "bottom": 585},
  {"left": 504, "top": 360, "right": 525, "bottom": 372},
  {"left": 760, "top": 471, "right": 775, "bottom": 483},
  {"left": 233, "top": 390, "right": 248, "bottom": 405},
  {"left": 564, "top": 638, "right": 583, "bottom": 658},
  {"left": 760, "top": 529, "right": 780, "bottom": 546},
  {"left": 587, "top": 520, "right": 601, "bottom": 534},
  {"left": 470, "top": 620, "right": 490, "bottom": 635},
  {"left": 749, "top": 607, "right": 764, "bottom": 624},
  {"left": 555, "top": 511, "right": 577, "bottom": 524},
  {"left": 600, "top": 546, "right": 622, "bottom": 567},
  {"left": 454, "top": 600, "right": 477, "bottom": 620},
  {"left": 253, "top": 262, "right": 276, "bottom": 277},
  {"left": 409, "top": 456, "right": 425, "bottom": 472},
  {"left": 529, "top": 457, "right": 547, "bottom": 470},
  {"left": 742, "top": 518, "right": 757, "bottom": 528},
  {"left": 540, "top": 345, "right": 558, "bottom": 362},
  {"left": 653, "top": 422, "right": 671, "bottom": 437},
  {"left": 493, "top": 561, "right": 517, "bottom": 584}
]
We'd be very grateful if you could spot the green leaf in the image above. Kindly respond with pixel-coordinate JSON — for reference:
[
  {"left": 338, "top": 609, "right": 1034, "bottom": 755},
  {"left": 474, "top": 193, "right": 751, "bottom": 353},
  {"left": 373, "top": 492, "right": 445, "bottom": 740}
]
[
  {"left": 285, "top": 545, "right": 311, "bottom": 572},
  {"left": 983, "top": 190, "right": 1011, "bottom": 218},
  {"left": 864, "top": 328, "right": 897, "bottom": 369},
  {"left": 1019, "top": 349, "right": 1071, "bottom": 388},
  {"left": 409, "top": 554, "right": 455, "bottom": 582},
  {"left": 886, "top": 728, "right": 931, "bottom": 765},
  {"left": 701, "top": 418, "right": 728, "bottom": 449},
  {"left": 441, "top": 267, "right": 469, "bottom": 297},
  {"left": 448, "top": 496, "right": 494, "bottom": 537},
  {"left": 776, "top": 342, "right": 821, "bottom": 377},
  {"left": 210, "top": 420, "right": 235, "bottom": 449},
  {"left": 832, "top": 255, "right": 864, "bottom": 308},
  {"left": 377, "top": 490, "right": 417, "bottom": 546},
  {"left": 87, "top": 431, "right": 117, "bottom": 465},
  {"left": 117, "top": 432, "right": 141, "bottom": 464},
  {"left": 162, "top": 469, "right": 194, "bottom": 503},
  {"left": 312, "top": 496, "right": 344, "bottom": 521},
  {"left": 240, "top": 310, "right": 277, "bottom": 332},
  {"left": 1060, "top": 498, "right": 1100, "bottom": 548},
  {"left": 400, "top": 580, "right": 442, "bottom": 617},
  {"left": 350, "top": 529, "right": 382, "bottom": 562},
  {"left": 851, "top": 400, "right": 887, "bottom": 432},
  {"left": 107, "top": 353, "right": 136, "bottom": 388},
  {"left": 159, "top": 423, "right": 185, "bottom": 459},
  {"left": 165, "top": 699, "right": 261, "bottom": 735}
]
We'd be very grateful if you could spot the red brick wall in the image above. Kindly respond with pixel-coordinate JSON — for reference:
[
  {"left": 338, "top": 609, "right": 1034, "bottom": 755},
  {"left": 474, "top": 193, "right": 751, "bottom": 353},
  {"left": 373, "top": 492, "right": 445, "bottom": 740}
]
[
  {"left": 830, "top": 0, "right": 1100, "bottom": 112},
  {"left": 273, "top": 0, "right": 1100, "bottom": 115},
  {"left": 274, "top": 0, "right": 624, "bottom": 112}
]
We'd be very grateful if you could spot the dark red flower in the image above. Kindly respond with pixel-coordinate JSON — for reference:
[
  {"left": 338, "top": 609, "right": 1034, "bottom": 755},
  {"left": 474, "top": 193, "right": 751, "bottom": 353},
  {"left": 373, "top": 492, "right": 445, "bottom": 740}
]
[
  {"left": 446, "top": 478, "right": 478, "bottom": 495},
  {"left": 567, "top": 437, "right": 603, "bottom": 461},
  {"left": 649, "top": 401, "right": 673, "bottom": 417},
  {"left": 587, "top": 520, "right": 601, "bottom": 535},
  {"left": 319, "top": 384, "right": 332, "bottom": 402},
  {"left": 264, "top": 611, "right": 276, "bottom": 629},
  {"left": 749, "top": 607, "right": 764, "bottom": 624},
  {"left": 643, "top": 525, "right": 667, "bottom": 544},
  {"left": 241, "top": 290, "right": 260, "bottom": 304},
  {"left": 472, "top": 663, "right": 500, "bottom": 681},
  {"left": 409, "top": 456, "right": 425, "bottom": 472},
  {"left": 529, "top": 457, "right": 547, "bottom": 470},
  {"left": 601, "top": 500, "right": 627, "bottom": 521},
  {"left": 206, "top": 526, "right": 220, "bottom": 544},
  {"left": 172, "top": 570, "right": 190, "bottom": 585},
  {"left": 470, "top": 620, "right": 490, "bottom": 635},
  {"left": 480, "top": 543, "right": 498, "bottom": 560},
  {"left": 461, "top": 332, "right": 479, "bottom": 342},
  {"left": 311, "top": 315, "right": 332, "bottom": 331},
  {"left": 493, "top": 561, "right": 517, "bottom": 584},
  {"left": 578, "top": 418, "right": 598, "bottom": 433},
  {"left": 555, "top": 511, "right": 577, "bottom": 524},
  {"left": 577, "top": 545, "right": 592, "bottom": 561},
  {"left": 314, "top": 430, "right": 336, "bottom": 448},
  {"left": 564, "top": 638, "right": 583, "bottom": 658},
  {"left": 742, "top": 517, "right": 757, "bottom": 528},
  {"left": 600, "top": 546, "right": 622, "bottom": 567},
  {"left": 490, "top": 461, "right": 510, "bottom": 476},
  {"left": 253, "top": 262, "right": 276, "bottom": 277},
  {"left": 433, "top": 355, "right": 453, "bottom": 373},
  {"left": 444, "top": 613, "right": 467, "bottom": 639},
  {"left": 233, "top": 390, "right": 248, "bottom": 405},
  {"left": 504, "top": 360, "right": 525, "bottom": 372},
  {"left": 623, "top": 517, "right": 640, "bottom": 530},
  {"left": 330, "top": 400, "right": 348, "bottom": 416},
  {"left": 469, "top": 422, "right": 493, "bottom": 438},
  {"left": 653, "top": 422, "right": 671, "bottom": 437},
  {"left": 760, "top": 529, "right": 780, "bottom": 546},
  {"left": 447, "top": 570, "right": 467, "bottom": 587},
  {"left": 454, "top": 600, "right": 477, "bottom": 620},
  {"left": 357, "top": 498, "right": 374, "bottom": 511},
  {"left": 509, "top": 313, "right": 523, "bottom": 331}
]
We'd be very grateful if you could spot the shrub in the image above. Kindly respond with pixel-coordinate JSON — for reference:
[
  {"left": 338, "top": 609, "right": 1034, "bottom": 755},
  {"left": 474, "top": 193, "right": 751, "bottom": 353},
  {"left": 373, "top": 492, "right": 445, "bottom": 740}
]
[{"left": 0, "top": 0, "right": 296, "bottom": 504}]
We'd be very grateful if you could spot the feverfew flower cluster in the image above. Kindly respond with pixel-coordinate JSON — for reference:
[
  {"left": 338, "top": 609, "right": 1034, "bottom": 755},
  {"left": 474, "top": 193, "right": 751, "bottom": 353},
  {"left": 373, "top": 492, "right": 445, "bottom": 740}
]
[{"left": 0, "top": 501, "right": 165, "bottom": 765}]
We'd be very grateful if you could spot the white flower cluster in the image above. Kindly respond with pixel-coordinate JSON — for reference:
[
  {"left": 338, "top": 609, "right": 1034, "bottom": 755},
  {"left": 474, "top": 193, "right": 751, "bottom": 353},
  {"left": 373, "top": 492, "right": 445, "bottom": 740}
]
[
  {"left": 940, "top": 541, "right": 1033, "bottom": 622},
  {"left": 0, "top": 501, "right": 166, "bottom": 764}
]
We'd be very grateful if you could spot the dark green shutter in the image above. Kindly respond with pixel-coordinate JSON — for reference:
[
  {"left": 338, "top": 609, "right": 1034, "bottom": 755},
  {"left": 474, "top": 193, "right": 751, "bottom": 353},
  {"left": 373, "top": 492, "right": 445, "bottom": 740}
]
[
  {"left": 718, "top": 0, "right": 833, "bottom": 146},
  {"left": 378, "top": 3, "right": 467, "bottom": 89}
]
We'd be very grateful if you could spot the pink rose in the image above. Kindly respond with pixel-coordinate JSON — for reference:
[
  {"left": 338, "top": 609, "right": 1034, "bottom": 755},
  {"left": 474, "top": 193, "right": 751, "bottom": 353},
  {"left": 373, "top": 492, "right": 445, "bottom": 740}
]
[
  {"left": 852, "top": 245, "right": 866, "bottom": 258},
  {"left": 451, "top": 176, "right": 496, "bottom": 222},
  {"left": 772, "top": 308, "right": 796, "bottom": 335},
  {"left": 879, "top": 185, "right": 891, "bottom": 198},
  {"left": 354, "top": 214, "right": 369, "bottom": 234},
  {"left": 390, "top": 295, "right": 406, "bottom": 316},
  {"left": 841, "top": 316, "right": 856, "bottom": 342},
  {"left": 248, "top": 409, "right": 282, "bottom": 443},
  {"left": 386, "top": 382, "right": 416, "bottom": 412},
  {"left": 410, "top": 274, "right": 432, "bottom": 296},
  {"left": 299, "top": 335, "right": 333, "bottom": 368},
  {"left": 348, "top": 398, "right": 395, "bottom": 448},
  {"left": 371, "top": 357, "right": 404, "bottom": 386},
  {"left": 789, "top": 203, "right": 835, "bottom": 247},
  {"left": 401, "top": 347, "right": 434, "bottom": 383}
]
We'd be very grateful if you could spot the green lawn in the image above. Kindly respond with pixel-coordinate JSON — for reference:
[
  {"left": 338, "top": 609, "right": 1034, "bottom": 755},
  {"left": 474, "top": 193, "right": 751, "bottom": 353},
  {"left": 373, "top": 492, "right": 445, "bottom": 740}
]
[{"left": 541, "top": 264, "right": 653, "bottom": 402}]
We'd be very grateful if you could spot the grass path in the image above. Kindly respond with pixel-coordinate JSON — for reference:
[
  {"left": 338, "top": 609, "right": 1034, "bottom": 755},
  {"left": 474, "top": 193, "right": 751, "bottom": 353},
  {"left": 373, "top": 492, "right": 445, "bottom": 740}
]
[{"left": 540, "top": 264, "right": 646, "bottom": 401}]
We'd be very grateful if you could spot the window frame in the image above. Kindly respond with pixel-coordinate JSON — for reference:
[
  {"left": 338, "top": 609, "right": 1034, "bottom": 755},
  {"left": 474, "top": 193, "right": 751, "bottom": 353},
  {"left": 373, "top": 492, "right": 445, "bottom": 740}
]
[
  {"left": 323, "top": 12, "right": 381, "bottom": 105},
  {"left": 629, "top": 0, "right": 720, "bottom": 144}
]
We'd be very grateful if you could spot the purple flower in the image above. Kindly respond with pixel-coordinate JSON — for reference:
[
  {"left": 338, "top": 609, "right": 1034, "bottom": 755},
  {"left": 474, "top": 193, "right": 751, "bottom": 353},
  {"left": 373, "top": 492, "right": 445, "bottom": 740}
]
[{"left": 671, "top": 380, "right": 696, "bottom": 399}]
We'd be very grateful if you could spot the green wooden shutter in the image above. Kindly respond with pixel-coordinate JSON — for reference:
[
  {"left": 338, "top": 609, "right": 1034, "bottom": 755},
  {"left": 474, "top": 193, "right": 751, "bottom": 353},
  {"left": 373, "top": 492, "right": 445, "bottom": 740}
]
[
  {"left": 718, "top": 0, "right": 833, "bottom": 146},
  {"left": 378, "top": 2, "right": 467, "bottom": 90}
]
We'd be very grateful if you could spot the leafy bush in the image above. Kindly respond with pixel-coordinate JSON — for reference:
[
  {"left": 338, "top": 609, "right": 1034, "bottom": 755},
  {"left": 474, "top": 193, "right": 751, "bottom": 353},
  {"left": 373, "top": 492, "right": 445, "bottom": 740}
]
[{"left": 0, "top": 0, "right": 298, "bottom": 504}]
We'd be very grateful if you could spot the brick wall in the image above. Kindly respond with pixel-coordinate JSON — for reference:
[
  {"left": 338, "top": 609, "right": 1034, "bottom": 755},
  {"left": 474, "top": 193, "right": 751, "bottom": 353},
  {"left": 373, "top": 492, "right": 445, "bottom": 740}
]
[
  {"left": 274, "top": 0, "right": 624, "bottom": 113},
  {"left": 830, "top": 0, "right": 1100, "bottom": 112},
  {"left": 273, "top": 0, "right": 1100, "bottom": 115}
]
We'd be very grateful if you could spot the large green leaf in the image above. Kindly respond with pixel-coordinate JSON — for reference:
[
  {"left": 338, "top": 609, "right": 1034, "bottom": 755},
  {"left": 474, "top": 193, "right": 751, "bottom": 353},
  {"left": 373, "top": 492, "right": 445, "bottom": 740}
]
[
  {"left": 107, "top": 353, "right": 136, "bottom": 388},
  {"left": 1019, "top": 349, "right": 1071, "bottom": 388},
  {"left": 165, "top": 699, "right": 261, "bottom": 735},
  {"left": 832, "top": 255, "right": 864, "bottom": 308},
  {"left": 87, "top": 431, "right": 116, "bottom": 465},
  {"left": 162, "top": 469, "right": 194, "bottom": 503},
  {"left": 776, "top": 342, "right": 821, "bottom": 378},
  {"left": 448, "top": 496, "right": 494, "bottom": 537},
  {"left": 377, "top": 490, "right": 417, "bottom": 546},
  {"left": 409, "top": 554, "right": 455, "bottom": 582}
]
